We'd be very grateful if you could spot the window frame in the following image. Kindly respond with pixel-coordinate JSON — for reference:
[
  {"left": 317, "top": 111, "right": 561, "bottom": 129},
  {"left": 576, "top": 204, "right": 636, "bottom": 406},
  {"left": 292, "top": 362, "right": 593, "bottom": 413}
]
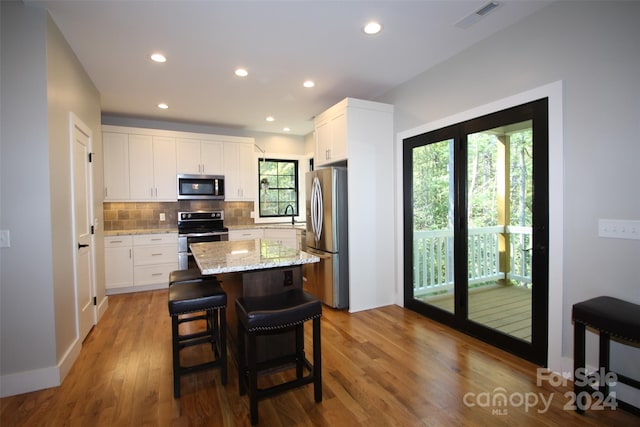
[{"left": 257, "top": 158, "right": 300, "bottom": 219}]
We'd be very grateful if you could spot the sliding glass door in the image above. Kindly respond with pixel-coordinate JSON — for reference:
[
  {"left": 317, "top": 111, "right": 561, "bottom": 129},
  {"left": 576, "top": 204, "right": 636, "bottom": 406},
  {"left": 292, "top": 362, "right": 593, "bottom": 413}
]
[{"left": 403, "top": 99, "right": 549, "bottom": 365}]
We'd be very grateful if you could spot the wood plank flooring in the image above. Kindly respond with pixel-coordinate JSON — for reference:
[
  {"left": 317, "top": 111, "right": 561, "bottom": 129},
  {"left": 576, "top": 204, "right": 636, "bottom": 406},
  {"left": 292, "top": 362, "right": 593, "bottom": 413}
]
[
  {"left": 2, "top": 289, "right": 637, "bottom": 426},
  {"left": 422, "top": 285, "right": 533, "bottom": 340}
]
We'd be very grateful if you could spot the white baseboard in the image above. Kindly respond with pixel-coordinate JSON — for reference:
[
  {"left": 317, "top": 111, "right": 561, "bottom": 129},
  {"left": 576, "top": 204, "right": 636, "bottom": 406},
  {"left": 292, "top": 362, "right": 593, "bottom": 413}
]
[
  {"left": 58, "top": 336, "right": 82, "bottom": 382},
  {"left": 0, "top": 331, "right": 82, "bottom": 398},
  {"left": 96, "top": 295, "right": 109, "bottom": 321},
  {"left": 0, "top": 366, "right": 59, "bottom": 398}
]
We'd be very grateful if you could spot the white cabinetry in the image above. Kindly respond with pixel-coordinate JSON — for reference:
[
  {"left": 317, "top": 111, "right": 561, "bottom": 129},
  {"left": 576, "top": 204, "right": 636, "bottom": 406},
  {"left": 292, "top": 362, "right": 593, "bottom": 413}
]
[
  {"left": 105, "top": 233, "right": 178, "bottom": 294},
  {"left": 263, "top": 228, "right": 299, "bottom": 249},
  {"left": 229, "top": 228, "right": 264, "bottom": 241},
  {"left": 313, "top": 97, "right": 395, "bottom": 312},
  {"left": 105, "top": 236, "right": 133, "bottom": 290},
  {"left": 176, "top": 138, "right": 224, "bottom": 175},
  {"left": 224, "top": 142, "right": 256, "bottom": 201},
  {"left": 129, "top": 135, "right": 176, "bottom": 200},
  {"left": 103, "top": 125, "right": 254, "bottom": 201},
  {"left": 103, "top": 129, "right": 176, "bottom": 201},
  {"left": 315, "top": 108, "right": 347, "bottom": 166},
  {"left": 132, "top": 234, "right": 178, "bottom": 287},
  {"left": 103, "top": 132, "right": 130, "bottom": 200}
]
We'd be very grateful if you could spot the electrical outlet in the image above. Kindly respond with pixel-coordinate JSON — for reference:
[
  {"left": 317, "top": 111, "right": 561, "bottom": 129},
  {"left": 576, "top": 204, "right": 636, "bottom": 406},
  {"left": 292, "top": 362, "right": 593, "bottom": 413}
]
[
  {"left": 159, "top": 213, "right": 166, "bottom": 221},
  {"left": 598, "top": 219, "right": 640, "bottom": 240},
  {"left": 0, "top": 230, "right": 10, "bottom": 248}
]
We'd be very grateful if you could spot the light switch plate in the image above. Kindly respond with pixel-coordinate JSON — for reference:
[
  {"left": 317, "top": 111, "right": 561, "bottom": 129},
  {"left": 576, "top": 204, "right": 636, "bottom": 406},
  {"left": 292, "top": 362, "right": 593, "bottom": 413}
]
[
  {"left": 0, "top": 230, "right": 10, "bottom": 248},
  {"left": 598, "top": 219, "right": 640, "bottom": 240}
]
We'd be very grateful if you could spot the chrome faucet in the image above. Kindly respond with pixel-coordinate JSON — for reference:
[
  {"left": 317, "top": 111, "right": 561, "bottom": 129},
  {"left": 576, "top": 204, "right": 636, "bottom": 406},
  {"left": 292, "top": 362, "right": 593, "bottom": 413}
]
[{"left": 284, "top": 204, "right": 295, "bottom": 225}]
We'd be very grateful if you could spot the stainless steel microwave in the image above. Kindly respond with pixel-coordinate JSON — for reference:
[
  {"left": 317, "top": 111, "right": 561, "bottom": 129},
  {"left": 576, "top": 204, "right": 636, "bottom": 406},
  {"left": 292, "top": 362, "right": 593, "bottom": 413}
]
[{"left": 177, "top": 174, "right": 225, "bottom": 200}]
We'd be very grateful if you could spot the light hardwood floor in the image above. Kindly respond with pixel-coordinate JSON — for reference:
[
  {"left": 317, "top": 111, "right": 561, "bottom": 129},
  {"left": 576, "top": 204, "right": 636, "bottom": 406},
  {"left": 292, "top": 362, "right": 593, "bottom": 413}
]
[{"left": 1, "top": 289, "right": 637, "bottom": 426}]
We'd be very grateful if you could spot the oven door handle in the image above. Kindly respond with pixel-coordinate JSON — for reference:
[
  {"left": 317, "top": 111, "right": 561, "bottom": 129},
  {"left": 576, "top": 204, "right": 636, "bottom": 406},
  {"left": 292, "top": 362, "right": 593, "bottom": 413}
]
[{"left": 181, "top": 232, "right": 228, "bottom": 237}]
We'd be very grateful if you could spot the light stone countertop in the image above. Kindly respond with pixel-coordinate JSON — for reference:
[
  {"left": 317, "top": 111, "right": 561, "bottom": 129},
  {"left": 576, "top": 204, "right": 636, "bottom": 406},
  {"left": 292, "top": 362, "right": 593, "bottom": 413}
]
[
  {"left": 227, "top": 223, "right": 306, "bottom": 231},
  {"left": 104, "top": 228, "right": 177, "bottom": 236},
  {"left": 190, "top": 239, "right": 319, "bottom": 275}
]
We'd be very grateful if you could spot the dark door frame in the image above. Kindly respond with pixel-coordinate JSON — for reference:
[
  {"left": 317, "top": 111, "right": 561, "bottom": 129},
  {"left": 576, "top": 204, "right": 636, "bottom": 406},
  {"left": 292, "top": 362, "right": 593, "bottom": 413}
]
[{"left": 403, "top": 98, "right": 549, "bottom": 366}]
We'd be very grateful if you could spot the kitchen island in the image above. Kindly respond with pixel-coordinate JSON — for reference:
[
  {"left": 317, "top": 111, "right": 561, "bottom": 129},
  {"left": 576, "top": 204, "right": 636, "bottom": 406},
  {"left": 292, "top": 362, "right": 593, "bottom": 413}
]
[
  {"left": 190, "top": 238, "right": 317, "bottom": 276},
  {"left": 190, "top": 239, "right": 320, "bottom": 363}
]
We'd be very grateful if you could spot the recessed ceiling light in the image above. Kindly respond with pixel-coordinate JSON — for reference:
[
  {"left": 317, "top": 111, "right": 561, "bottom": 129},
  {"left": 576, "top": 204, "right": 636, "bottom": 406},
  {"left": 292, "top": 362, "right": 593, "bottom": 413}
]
[
  {"left": 283, "top": 127, "right": 291, "bottom": 132},
  {"left": 363, "top": 21, "right": 382, "bottom": 35},
  {"left": 157, "top": 103, "right": 169, "bottom": 109},
  {"left": 150, "top": 53, "right": 166, "bottom": 63},
  {"left": 303, "top": 80, "right": 315, "bottom": 88},
  {"left": 235, "top": 68, "right": 248, "bottom": 77},
  {"left": 266, "top": 116, "right": 275, "bottom": 122}
]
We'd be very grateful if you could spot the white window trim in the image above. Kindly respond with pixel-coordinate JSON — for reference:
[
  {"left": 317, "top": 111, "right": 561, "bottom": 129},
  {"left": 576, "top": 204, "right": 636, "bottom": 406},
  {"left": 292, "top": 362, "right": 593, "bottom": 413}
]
[{"left": 252, "top": 152, "right": 313, "bottom": 224}]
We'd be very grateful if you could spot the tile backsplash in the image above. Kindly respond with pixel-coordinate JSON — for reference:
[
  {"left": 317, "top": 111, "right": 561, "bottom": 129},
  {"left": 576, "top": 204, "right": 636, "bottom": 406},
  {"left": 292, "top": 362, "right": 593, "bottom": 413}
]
[{"left": 103, "top": 201, "right": 254, "bottom": 231}]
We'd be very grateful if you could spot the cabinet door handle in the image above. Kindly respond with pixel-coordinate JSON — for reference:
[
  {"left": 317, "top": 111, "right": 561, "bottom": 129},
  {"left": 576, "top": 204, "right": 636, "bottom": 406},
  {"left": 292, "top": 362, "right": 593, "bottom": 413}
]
[
  {"left": 152, "top": 253, "right": 163, "bottom": 256},
  {"left": 110, "top": 240, "right": 123, "bottom": 244},
  {"left": 152, "top": 273, "right": 163, "bottom": 276},
  {"left": 78, "top": 243, "right": 89, "bottom": 249}
]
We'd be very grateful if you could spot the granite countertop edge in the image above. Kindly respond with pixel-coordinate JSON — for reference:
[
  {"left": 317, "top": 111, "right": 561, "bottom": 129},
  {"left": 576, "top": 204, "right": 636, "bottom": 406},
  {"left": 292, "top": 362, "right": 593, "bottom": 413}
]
[
  {"left": 227, "top": 224, "right": 306, "bottom": 231},
  {"left": 104, "top": 228, "right": 178, "bottom": 236},
  {"left": 200, "top": 256, "right": 318, "bottom": 275}
]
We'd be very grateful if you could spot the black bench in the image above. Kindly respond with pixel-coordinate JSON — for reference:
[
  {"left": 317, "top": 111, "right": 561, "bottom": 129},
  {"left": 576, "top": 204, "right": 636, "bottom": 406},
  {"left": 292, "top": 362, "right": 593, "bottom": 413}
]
[{"left": 572, "top": 296, "right": 640, "bottom": 414}]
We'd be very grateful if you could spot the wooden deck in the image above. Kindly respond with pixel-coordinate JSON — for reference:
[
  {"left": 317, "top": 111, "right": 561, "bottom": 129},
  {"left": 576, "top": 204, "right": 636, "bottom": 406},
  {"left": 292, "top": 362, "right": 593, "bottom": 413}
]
[{"left": 419, "top": 284, "right": 532, "bottom": 341}]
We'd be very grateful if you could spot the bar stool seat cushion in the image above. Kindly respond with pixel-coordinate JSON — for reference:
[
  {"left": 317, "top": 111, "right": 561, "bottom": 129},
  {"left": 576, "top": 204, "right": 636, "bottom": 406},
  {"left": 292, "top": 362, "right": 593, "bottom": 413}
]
[
  {"left": 169, "top": 281, "right": 226, "bottom": 315},
  {"left": 572, "top": 296, "right": 640, "bottom": 342},
  {"left": 169, "top": 268, "right": 204, "bottom": 285},
  {"left": 236, "top": 289, "right": 322, "bottom": 332}
]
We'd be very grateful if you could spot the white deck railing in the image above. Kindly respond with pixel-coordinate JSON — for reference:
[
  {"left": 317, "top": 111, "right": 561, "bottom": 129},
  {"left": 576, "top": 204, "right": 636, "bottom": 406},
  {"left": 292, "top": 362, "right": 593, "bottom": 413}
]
[{"left": 413, "top": 226, "right": 532, "bottom": 297}]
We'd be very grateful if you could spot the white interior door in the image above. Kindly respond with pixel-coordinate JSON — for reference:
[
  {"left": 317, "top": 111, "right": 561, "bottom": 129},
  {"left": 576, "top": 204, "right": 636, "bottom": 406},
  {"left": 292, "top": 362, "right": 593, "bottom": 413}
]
[{"left": 71, "top": 114, "right": 95, "bottom": 341}]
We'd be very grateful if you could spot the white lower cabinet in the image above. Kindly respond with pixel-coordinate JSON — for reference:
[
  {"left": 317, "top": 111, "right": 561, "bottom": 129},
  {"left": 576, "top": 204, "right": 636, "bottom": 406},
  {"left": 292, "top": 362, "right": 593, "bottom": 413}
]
[
  {"left": 229, "top": 228, "right": 264, "bottom": 241},
  {"left": 105, "top": 236, "right": 133, "bottom": 290},
  {"left": 263, "top": 228, "right": 298, "bottom": 249},
  {"left": 105, "top": 233, "right": 178, "bottom": 294}
]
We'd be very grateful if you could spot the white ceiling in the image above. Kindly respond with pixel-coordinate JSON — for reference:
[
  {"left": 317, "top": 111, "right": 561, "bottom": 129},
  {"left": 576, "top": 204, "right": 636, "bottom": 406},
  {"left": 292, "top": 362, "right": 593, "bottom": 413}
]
[{"left": 30, "top": 0, "right": 552, "bottom": 136}]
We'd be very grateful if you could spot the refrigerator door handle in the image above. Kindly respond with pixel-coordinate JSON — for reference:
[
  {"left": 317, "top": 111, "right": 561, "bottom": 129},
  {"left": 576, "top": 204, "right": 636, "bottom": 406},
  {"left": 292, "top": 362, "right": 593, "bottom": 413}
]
[{"left": 311, "top": 176, "right": 323, "bottom": 243}]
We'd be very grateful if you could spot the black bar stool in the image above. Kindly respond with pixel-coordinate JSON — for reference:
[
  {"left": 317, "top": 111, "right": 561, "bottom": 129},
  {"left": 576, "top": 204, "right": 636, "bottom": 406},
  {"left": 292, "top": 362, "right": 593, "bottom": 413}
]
[
  {"left": 236, "top": 289, "right": 322, "bottom": 425},
  {"left": 168, "top": 278, "right": 227, "bottom": 398},
  {"left": 169, "top": 268, "right": 211, "bottom": 333},
  {"left": 572, "top": 296, "right": 640, "bottom": 414},
  {"left": 169, "top": 268, "right": 206, "bottom": 285}
]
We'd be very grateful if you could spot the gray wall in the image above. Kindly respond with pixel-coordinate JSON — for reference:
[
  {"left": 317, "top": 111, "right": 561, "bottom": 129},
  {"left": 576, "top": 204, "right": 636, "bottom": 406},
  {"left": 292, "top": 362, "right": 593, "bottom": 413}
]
[
  {"left": 379, "top": 0, "right": 639, "bottom": 403},
  {"left": 0, "top": 1, "right": 102, "bottom": 395}
]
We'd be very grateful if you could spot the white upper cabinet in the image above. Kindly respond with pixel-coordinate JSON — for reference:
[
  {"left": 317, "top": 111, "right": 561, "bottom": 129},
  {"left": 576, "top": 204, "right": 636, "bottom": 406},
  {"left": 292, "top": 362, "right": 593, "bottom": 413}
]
[
  {"left": 152, "top": 136, "right": 178, "bottom": 200},
  {"left": 176, "top": 138, "right": 224, "bottom": 175},
  {"left": 315, "top": 109, "right": 347, "bottom": 166},
  {"left": 128, "top": 134, "right": 154, "bottom": 199},
  {"left": 128, "top": 135, "right": 176, "bottom": 201},
  {"left": 103, "top": 132, "right": 130, "bottom": 200},
  {"left": 224, "top": 142, "right": 256, "bottom": 201},
  {"left": 103, "top": 125, "right": 253, "bottom": 202}
]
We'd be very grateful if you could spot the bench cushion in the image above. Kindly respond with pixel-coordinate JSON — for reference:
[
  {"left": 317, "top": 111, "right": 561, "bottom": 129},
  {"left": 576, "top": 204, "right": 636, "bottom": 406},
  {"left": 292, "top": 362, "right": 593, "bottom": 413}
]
[
  {"left": 236, "top": 289, "right": 322, "bottom": 332},
  {"left": 168, "top": 280, "right": 226, "bottom": 315},
  {"left": 572, "top": 296, "right": 640, "bottom": 342}
]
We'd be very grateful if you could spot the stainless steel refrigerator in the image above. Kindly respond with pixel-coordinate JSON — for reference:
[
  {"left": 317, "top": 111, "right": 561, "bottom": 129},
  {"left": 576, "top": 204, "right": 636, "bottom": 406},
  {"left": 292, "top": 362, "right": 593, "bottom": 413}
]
[{"left": 303, "top": 167, "right": 349, "bottom": 309}]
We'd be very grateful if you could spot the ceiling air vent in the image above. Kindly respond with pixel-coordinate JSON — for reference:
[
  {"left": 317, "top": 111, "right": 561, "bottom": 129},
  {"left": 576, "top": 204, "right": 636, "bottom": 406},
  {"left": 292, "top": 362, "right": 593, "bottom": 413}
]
[{"left": 455, "top": 1, "right": 501, "bottom": 29}]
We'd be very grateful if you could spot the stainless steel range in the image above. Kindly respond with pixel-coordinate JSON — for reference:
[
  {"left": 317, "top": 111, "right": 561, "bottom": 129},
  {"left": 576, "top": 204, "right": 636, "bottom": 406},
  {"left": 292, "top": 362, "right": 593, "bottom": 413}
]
[{"left": 177, "top": 210, "right": 229, "bottom": 270}]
